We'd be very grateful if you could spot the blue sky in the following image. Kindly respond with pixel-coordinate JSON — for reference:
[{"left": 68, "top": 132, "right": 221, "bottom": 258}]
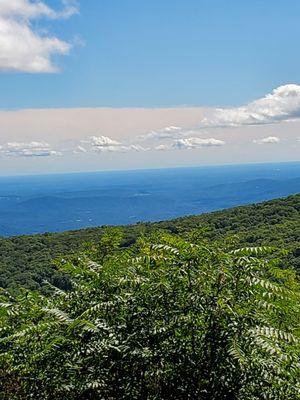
[
  {"left": 2, "top": 0, "right": 300, "bottom": 109},
  {"left": 0, "top": 0, "right": 300, "bottom": 175}
]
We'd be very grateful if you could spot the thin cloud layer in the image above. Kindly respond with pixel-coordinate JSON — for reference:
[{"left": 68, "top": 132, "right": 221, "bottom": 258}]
[
  {"left": 0, "top": 141, "right": 61, "bottom": 157},
  {"left": 201, "top": 84, "right": 300, "bottom": 127},
  {"left": 88, "top": 135, "right": 122, "bottom": 148},
  {"left": 139, "top": 126, "right": 219, "bottom": 143},
  {"left": 253, "top": 136, "right": 280, "bottom": 144},
  {"left": 173, "top": 137, "right": 225, "bottom": 150},
  {"left": 0, "top": 135, "right": 225, "bottom": 156},
  {"left": 139, "top": 126, "right": 182, "bottom": 140},
  {"left": 0, "top": 0, "right": 78, "bottom": 73},
  {"left": 153, "top": 137, "right": 226, "bottom": 151},
  {"left": 82, "top": 136, "right": 147, "bottom": 153}
]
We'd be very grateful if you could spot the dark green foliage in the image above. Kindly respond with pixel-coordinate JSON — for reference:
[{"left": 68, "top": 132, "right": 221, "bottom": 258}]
[
  {"left": 0, "top": 232, "right": 299, "bottom": 399},
  {"left": 0, "top": 192, "right": 300, "bottom": 399},
  {"left": 0, "top": 194, "right": 299, "bottom": 293}
]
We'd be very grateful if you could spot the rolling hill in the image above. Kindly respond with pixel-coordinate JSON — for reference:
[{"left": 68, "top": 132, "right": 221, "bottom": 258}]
[{"left": 0, "top": 193, "right": 299, "bottom": 292}]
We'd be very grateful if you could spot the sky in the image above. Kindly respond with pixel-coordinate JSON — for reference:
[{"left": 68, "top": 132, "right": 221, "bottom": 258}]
[{"left": 0, "top": 0, "right": 300, "bottom": 175}]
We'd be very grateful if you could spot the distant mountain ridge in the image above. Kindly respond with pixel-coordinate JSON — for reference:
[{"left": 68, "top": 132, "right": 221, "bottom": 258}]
[{"left": 1, "top": 163, "right": 300, "bottom": 236}]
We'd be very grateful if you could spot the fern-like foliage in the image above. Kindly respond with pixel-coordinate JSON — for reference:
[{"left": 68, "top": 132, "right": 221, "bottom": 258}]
[{"left": 0, "top": 229, "right": 299, "bottom": 399}]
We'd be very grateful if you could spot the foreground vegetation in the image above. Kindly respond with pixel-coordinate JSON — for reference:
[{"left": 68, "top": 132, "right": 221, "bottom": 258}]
[
  {"left": 0, "top": 194, "right": 299, "bottom": 292},
  {"left": 0, "top": 195, "right": 299, "bottom": 398},
  {"left": 1, "top": 229, "right": 300, "bottom": 399}
]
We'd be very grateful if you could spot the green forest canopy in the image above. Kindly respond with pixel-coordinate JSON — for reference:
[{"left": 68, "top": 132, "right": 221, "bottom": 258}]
[
  {"left": 0, "top": 194, "right": 299, "bottom": 398},
  {"left": 0, "top": 194, "right": 299, "bottom": 292},
  {"left": 1, "top": 218, "right": 300, "bottom": 398}
]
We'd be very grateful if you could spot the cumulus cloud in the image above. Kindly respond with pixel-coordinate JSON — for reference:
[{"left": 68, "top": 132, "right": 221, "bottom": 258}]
[
  {"left": 88, "top": 135, "right": 121, "bottom": 148},
  {"left": 0, "top": 0, "right": 78, "bottom": 19},
  {"left": 253, "top": 136, "right": 280, "bottom": 144},
  {"left": 154, "top": 144, "right": 170, "bottom": 151},
  {"left": 0, "top": 0, "right": 78, "bottom": 73},
  {"left": 201, "top": 84, "right": 300, "bottom": 127},
  {"left": 152, "top": 137, "right": 225, "bottom": 151},
  {"left": 139, "top": 126, "right": 221, "bottom": 144},
  {"left": 0, "top": 141, "right": 61, "bottom": 157},
  {"left": 139, "top": 126, "right": 182, "bottom": 140},
  {"left": 83, "top": 136, "right": 148, "bottom": 153},
  {"left": 173, "top": 137, "right": 225, "bottom": 150}
]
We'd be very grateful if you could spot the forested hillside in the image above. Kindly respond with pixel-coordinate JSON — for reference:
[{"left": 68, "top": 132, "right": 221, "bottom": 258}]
[
  {"left": 0, "top": 194, "right": 300, "bottom": 399},
  {"left": 1, "top": 209, "right": 300, "bottom": 399},
  {"left": 0, "top": 194, "right": 299, "bottom": 292}
]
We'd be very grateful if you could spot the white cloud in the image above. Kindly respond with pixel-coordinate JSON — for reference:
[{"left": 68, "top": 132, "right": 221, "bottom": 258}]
[
  {"left": 139, "top": 126, "right": 220, "bottom": 143},
  {"left": 88, "top": 135, "right": 121, "bottom": 148},
  {"left": 0, "top": 0, "right": 78, "bottom": 73},
  {"left": 164, "top": 126, "right": 181, "bottom": 132},
  {"left": 0, "top": 141, "right": 61, "bottom": 157},
  {"left": 0, "top": 0, "right": 78, "bottom": 19},
  {"left": 139, "top": 126, "right": 182, "bottom": 140},
  {"left": 173, "top": 137, "right": 225, "bottom": 150},
  {"left": 127, "top": 144, "right": 148, "bottom": 152},
  {"left": 201, "top": 84, "right": 300, "bottom": 127},
  {"left": 84, "top": 136, "right": 147, "bottom": 153},
  {"left": 253, "top": 136, "right": 280, "bottom": 144},
  {"left": 154, "top": 144, "right": 170, "bottom": 151},
  {"left": 150, "top": 137, "right": 225, "bottom": 151},
  {"left": 74, "top": 145, "right": 88, "bottom": 153}
]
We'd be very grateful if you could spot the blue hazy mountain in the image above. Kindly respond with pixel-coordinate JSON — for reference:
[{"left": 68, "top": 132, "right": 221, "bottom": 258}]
[{"left": 0, "top": 162, "right": 300, "bottom": 236}]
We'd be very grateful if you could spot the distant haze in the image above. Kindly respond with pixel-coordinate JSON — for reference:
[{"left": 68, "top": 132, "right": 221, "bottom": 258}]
[
  {"left": 1, "top": 85, "right": 300, "bottom": 175},
  {"left": 1, "top": 162, "right": 299, "bottom": 236}
]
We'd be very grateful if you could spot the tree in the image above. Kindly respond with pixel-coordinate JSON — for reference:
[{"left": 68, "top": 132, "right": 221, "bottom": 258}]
[{"left": 1, "top": 231, "right": 299, "bottom": 399}]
